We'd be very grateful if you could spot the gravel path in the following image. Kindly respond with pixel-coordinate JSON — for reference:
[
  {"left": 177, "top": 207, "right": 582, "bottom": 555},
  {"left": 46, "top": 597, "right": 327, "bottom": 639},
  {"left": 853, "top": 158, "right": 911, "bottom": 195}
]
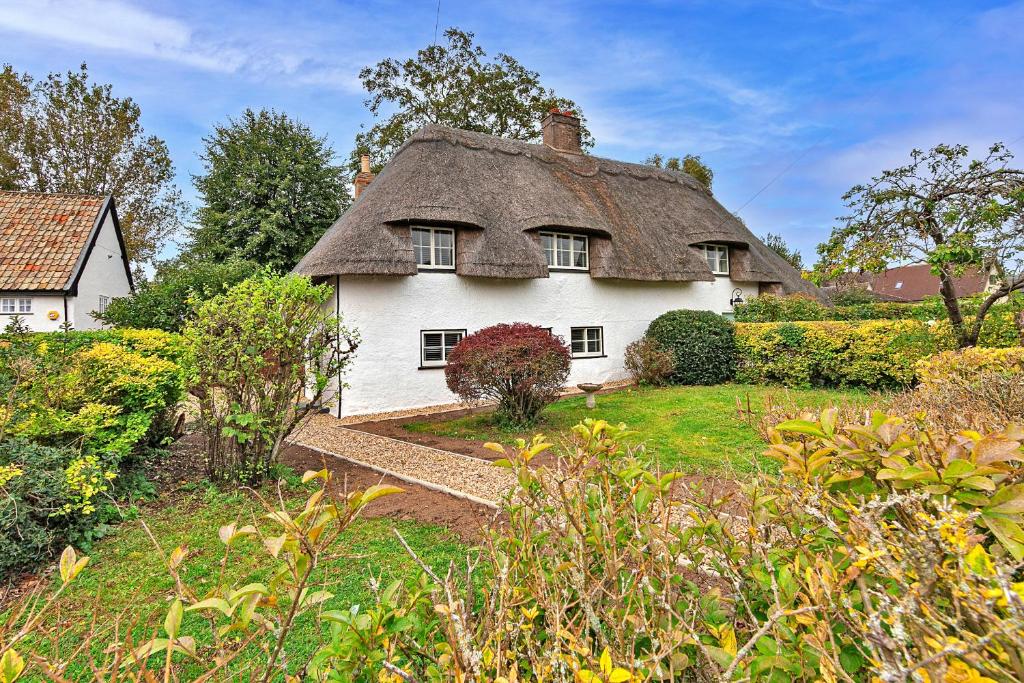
[{"left": 287, "top": 413, "right": 514, "bottom": 507}]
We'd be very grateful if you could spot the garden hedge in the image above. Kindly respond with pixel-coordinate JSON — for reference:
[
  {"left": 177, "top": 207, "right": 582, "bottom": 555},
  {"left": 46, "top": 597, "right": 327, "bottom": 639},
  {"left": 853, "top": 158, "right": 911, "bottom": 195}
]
[
  {"left": 735, "top": 319, "right": 955, "bottom": 389},
  {"left": 0, "top": 327, "right": 186, "bottom": 576},
  {"left": 734, "top": 293, "right": 1023, "bottom": 347},
  {"left": 646, "top": 310, "right": 736, "bottom": 385}
]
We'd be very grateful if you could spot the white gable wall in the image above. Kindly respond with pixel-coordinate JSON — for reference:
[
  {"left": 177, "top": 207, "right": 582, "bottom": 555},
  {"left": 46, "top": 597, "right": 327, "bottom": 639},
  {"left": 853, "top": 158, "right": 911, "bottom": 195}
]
[
  {"left": 69, "top": 210, "right": 132, "bottom": 330},
  {"left": 324, "top": 272, "right": 758, "bottom": 418}
]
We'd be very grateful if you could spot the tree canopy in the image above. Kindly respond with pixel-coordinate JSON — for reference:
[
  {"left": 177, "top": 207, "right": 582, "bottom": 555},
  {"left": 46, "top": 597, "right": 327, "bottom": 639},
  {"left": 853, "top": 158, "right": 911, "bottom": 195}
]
[
  {"left": 188, "top": 108, "right": 349, "bottom": 272},
  {"left": 814, "top": 142, "right": 1024, "bottom": 347},
  {"left": 762, "top": 232, "right": 804, "bottom": 271},
  {"left": 644, "top": 153, "right": 714, "bottom": 192},
  {"left": 0, "top": 63, "right": 184, "bottom": 267},
  {"left": 352, "top": 27, "right": 591, "bottom": 171}
]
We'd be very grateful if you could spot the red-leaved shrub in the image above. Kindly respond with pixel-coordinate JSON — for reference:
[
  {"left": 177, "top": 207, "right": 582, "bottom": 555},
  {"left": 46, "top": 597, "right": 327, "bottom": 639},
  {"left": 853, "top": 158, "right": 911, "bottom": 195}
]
[{"left": 445, "top": 323, "right": 571, "bottom": 425}]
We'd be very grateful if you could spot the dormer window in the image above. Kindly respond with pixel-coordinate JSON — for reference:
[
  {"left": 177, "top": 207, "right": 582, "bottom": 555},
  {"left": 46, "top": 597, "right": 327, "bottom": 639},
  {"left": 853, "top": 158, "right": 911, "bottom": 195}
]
[
  {"left": 541, "top": 232, "right": 589, "bottom": 270},
  {"left": 412, "top": 227, "right": 455, "bottom": 270},
  {"left": 698, "top": 243, "right": 729, "bottom": 275}
]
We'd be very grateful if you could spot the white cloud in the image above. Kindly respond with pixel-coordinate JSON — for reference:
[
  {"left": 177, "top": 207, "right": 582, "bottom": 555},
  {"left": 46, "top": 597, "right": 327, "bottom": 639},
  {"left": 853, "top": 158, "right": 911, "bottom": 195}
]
[{"left": 0, "top": 0, "right": 365, "bottom": 92}]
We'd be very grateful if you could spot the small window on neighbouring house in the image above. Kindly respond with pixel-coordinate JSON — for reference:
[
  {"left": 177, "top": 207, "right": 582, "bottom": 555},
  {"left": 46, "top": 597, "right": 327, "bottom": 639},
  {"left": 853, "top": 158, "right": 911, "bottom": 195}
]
[
  {"left": 541, "top": 232, "right": 589, "bottom": 270},
  {"left": 420, "top": 329, "right": 465, "bottom": 367},
  {"left": 412, "top": 227, "right": 455, "bottom": 270},
  {"left": 894, "top": 281, "right": 903, "bottom": 290},
  {"left": 570, "top": 327, "right": 603, "bottom": 357},
  {"left": 1, "top": 297, "right": 31, "bottom": 314},
  {"left": 97, "top": 295, "right": 110, "bottom": 314},
  {"left": 697, "top": 244, "right": 729, "bottom": 275}
]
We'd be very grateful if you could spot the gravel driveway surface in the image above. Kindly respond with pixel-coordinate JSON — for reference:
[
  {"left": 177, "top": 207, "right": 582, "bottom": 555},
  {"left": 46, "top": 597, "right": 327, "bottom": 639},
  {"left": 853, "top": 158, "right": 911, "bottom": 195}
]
[{"left": 287, "top": 413, "right": 515, "bottom": 507}]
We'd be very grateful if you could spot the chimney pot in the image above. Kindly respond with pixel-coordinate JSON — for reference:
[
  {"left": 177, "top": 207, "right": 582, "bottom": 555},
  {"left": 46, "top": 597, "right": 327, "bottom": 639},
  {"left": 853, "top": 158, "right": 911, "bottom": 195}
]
[
  {"left": 541, "top": 111, "right": 582, "bottom": 154},
  {"left": 354, "top": 154, "right": 375, "bottom": 199}
]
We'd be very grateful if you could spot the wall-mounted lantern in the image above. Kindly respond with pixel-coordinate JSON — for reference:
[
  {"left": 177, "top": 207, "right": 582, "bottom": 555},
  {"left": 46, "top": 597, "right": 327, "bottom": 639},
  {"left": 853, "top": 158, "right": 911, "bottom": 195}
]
[{"left": 729, "top": 288, "right": 745, "bottom": 307}]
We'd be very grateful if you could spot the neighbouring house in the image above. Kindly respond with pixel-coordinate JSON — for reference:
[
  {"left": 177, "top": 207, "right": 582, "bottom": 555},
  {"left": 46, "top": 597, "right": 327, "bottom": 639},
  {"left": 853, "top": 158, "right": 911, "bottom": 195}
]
[
  {"left": 295, "top": 112, "right": 818, "bottom": 418},
  {"left": 0, "top": 191, "right": 134, "bottom": 332},
  {"left": 823, "top": 263, "right": 998, "bottom": 303}
]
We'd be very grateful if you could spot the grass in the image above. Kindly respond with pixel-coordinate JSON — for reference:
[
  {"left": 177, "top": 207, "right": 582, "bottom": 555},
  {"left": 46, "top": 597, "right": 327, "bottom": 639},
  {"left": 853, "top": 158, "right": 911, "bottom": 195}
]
[
  {"left": 405, "top": 383, "right": 872, "bottom": 475},
  {"left": 14, "top": 478, "right": 468, "bottom": 680}
]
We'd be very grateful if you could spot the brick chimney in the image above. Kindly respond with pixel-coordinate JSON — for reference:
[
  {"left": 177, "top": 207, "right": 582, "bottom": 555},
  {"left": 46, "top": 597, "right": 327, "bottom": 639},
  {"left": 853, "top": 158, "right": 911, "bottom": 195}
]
[
  {"left": 542, "top": 109, "right": 581, "bottom": 154},
  {"left": 354, "top": 154, "right": 375, "bottom": 199}
]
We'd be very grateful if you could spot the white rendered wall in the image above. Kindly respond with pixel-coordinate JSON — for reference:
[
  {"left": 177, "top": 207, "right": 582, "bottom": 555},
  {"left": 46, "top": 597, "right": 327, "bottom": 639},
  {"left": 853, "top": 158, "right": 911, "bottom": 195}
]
[
  {"left": 325, "top": 272, "right": 758, "bottom": 418},
  {"left": 70, "top": 211, "right": 133, "bottom": 330},
  {"left": 0, "top": 294, "right": 67, "bottom": 332}
]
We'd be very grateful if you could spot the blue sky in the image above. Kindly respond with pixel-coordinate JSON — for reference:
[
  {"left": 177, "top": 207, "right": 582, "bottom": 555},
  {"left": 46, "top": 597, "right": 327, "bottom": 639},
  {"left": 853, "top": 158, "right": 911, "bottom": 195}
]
[{"left": 2, "top": 0, "right": 1022, "bottom": 265}]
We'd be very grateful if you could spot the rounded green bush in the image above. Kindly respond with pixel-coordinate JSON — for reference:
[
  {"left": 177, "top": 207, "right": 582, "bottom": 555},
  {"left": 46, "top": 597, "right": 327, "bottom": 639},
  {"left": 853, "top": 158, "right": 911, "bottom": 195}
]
[{"left": 645, "top": 310, "right": 736, "bottom": 385}]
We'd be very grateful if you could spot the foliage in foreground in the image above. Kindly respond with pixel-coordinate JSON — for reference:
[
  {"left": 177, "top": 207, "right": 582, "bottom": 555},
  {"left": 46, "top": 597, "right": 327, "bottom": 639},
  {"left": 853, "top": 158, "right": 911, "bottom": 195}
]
[
  {"left": 0, "top": 325, "right": 185, "bottom": 576},
  {"left": 95, "top": 257, "right": 261, "bottom": 333},
  {"left": 646, "top": 309, "right": 737, "bottom": 385},
  {"left": 445, "top": 322, "right": 571, "bottom": 426},
  {"left": 10, "top": 410, "right": 1024, "bottom": 681},
  {"left": 185, "top": 274, "right": 358, "bottom": 484}
]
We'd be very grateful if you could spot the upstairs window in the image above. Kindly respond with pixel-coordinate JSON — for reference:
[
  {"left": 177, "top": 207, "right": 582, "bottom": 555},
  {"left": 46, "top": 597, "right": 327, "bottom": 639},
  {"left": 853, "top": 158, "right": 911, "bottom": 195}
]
[
  {"left": 420, "top": 329, "right": 465, "bottom": 367},
  {"left": 412, "top": 227, "right": 455, "bottom": 270},
  {"left": 570, "top": 326, "right": 603, "bottom": 358},
  {"left": 0, "top": 297, "right": 31, "bottom": 314},
  {"left": 541, "top": 232, "right": 589, "bottom": 270},
  {"left": 698, "top": 243, "right": 729, "bottom": 275},
  {"left": 97, "top": 295, "right": 111, "bottom": 314}
]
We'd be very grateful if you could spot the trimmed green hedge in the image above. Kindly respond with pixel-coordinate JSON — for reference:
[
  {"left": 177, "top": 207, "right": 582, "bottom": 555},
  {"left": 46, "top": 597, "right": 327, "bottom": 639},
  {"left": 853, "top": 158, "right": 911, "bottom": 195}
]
[
  {"left": 734, "top": 294, "right": 1023, "bottom": 347},
  {"left": 735, "top": 320, "right": 956, "bottom": 389},
  {"left": 646, "top": 310, "right": 736, "bottom": 385}
]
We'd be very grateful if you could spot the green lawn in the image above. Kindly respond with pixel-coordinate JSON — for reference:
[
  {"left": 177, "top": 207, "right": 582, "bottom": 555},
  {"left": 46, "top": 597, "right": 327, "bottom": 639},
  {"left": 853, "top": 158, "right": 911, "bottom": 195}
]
[
  {"left": 405, "top": 383, "right": 872, "bottom": 475},
  {"left": 16, "top": 479, "right": 467, "bottom": 680}
]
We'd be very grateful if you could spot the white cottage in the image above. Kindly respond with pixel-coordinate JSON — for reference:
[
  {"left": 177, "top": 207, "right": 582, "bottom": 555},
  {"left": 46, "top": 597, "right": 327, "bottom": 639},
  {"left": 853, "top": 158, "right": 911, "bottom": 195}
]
[
  {"left": 296, "top": 113, "right": 819, "bottom": 418},
  {"left": 0, "top": 191, "right": 134, "bottom": 332}
]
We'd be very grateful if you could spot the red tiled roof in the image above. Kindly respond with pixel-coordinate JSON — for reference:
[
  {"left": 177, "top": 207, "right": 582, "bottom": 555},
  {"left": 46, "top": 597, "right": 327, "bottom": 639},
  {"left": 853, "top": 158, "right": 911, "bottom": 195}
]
[
  {"left": 870, "top": 263, "right": 989, "bottom": 302},
  {"left": 0, "top": 191, "right": 108, "bottom": 291}
]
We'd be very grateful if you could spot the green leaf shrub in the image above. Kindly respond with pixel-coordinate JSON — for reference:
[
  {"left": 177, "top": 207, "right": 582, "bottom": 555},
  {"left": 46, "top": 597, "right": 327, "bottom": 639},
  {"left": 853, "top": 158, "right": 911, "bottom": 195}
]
[
  {"left": 645, "top": 309, "right": 736, "bottom": 384},
  {"left": 623, "top": 337, "right": 675, "bottom": 386},
  {"left": 185, "top": 274, "right": 358, "bottom": 484},
  {"left": 735, "top": 319, "right": 955, "bottom": 389},
  {"left": 0, "top": 326, "right": 185, "bottom": 577},
  {"left": 736, "top": 293, "right": 1023, "bottom": 347},
  {"left": 95, "top": 257, "right": 261, "bottom": 333}
]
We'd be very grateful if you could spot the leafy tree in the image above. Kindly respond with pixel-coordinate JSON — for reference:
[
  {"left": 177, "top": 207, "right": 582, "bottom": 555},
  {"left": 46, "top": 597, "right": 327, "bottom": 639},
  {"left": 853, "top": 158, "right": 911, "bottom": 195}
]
[
  {"left": 644, "top": 153, "right": 714, "bottom": 191},
  {"left": 95, "top": 257, "right": 261, "bottom": 332},
  {"left": 761, "top": 232, "right": 804, "bottom": 270},
  {"left": 186, "top": 275, "right": 358, "bottom": 484},
  {"left": 353, "top": 27, "right": 591, "bottom": 171},
  {"left": 0, "top": 63, "right": 184, "bottom": 267},
  {"left": 188, "top": 109, "right": 349, "bottom": 272},
  {"left": 814, "top": 143, "right": 1024, "bottom": 347}
]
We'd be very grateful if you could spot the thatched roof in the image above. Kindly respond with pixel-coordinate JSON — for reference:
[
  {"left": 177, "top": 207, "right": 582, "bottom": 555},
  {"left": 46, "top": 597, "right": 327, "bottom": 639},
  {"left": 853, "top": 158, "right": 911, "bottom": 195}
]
[{"left": 295, "top": 125, "right": 817, "bottom": 295}]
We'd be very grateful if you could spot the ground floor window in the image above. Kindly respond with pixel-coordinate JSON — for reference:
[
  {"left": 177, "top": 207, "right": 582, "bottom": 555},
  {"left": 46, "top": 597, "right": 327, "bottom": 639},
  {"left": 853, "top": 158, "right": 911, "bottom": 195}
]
[
  {"left": 97, "top": 295, "right": 111, "bottom": 314},
  {"left": 420, "top": 329, "right": 465, "bottom": 367},
  {"left": 570, "top": 326, "right": 603, "bottom": 357},
  {"left": 0, "top": 297, "right": 32, "bottom": 314}
]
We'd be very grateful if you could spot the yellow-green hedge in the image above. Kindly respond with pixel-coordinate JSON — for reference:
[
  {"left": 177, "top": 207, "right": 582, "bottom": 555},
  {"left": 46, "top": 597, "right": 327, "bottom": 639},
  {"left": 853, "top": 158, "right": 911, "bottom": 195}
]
[{"left": 735, "top": 320, "right": 957, "bottom": 389}]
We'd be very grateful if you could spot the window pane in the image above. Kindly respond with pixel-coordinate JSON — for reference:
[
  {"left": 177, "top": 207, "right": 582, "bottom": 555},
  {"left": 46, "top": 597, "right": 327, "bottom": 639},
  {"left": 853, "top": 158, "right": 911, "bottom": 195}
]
[
  {"left": 443, "top": 332, "right": 462, "bottom": 358},
  {"left": 718, "top": 251, "right": 728, "bottom": 273},
  {"left": 1, "top": 299, "right": 13, "bottom": 313},
  {"left": 434, "top": 230, "right": 454, "bottom": 267},
  {"left": 704, "top": 248, "right": 717, "bottom": 272},
  {"left": 412, "top": 229, "right": 431, "bottom": 265},
  {"left": 541, "top": 234, "right": 555, "bottom": 266},
  {"left": 573, "top": 236, "right": 588, "bottom": 268},
  {"left": 557, "top": 235, "right": 571, "bottom": 267}
]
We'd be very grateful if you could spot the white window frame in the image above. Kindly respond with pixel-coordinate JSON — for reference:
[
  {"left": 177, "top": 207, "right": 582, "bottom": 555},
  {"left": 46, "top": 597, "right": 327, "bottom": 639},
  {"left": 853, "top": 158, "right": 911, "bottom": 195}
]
[
  {"left": 698, "top": 243, "right": 730, "bottom": 275},
  {"left": 420, "top": 329, "right": 465, "bottom": 368},
  {"left": 97, "top": 295, "right": 111, "bottom": 314},
  {"left": 570, "top": 326, "right": 604, "bottom": 358},
  {"left": 412, "top": 227, "right": 456, "bottom": 270},
  {"left": 540, "top": 232, "right": 589, "bottom": 270},
  {"left": 0, "top": 297, "right": 32, "bottom": 315}
]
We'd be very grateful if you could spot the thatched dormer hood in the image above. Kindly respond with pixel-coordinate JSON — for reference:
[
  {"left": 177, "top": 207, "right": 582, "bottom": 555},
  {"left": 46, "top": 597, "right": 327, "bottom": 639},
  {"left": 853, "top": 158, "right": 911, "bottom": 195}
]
[{"left": 295, "top": 124, "right": 818, "bottom": 295}]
